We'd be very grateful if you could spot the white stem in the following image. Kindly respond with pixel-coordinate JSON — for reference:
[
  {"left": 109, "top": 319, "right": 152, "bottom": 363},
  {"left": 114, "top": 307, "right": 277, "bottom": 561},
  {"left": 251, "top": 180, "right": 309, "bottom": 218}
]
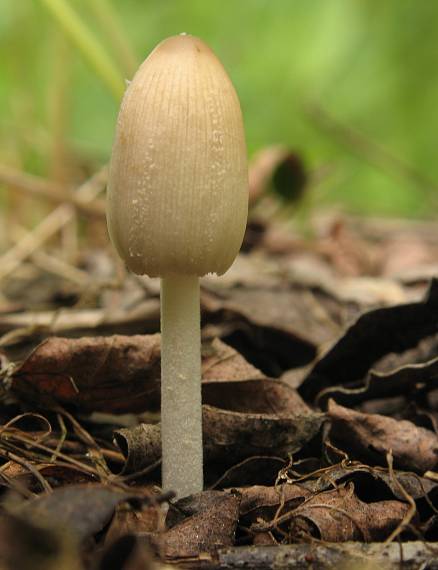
[{"left": 160, "top": 274, "right": 203, "bottom": 498}]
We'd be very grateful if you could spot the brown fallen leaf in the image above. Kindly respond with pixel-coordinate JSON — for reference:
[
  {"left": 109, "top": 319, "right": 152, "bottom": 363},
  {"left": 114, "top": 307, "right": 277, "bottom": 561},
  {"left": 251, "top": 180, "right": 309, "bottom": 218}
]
[
  {"left": 204, "top": 405, "right": 323, "bottom": 466},
  {"left": 10, "top": 335, "right": 162, "bottom": 413},
  {"left": 284, "top": 485, "right": 410, "bottom": 542},
  {"left": 328, "top": 400, "right": 438, "bottom": 473},
  {"left": 237, "top": 483, "right": 310, "bottom": 535},
  {"left": 300, "top": 279, "right": 438, "bottom": 401},
  {"left": 303, "top": 463, "right": 438, "bottom": 503},
  {"left": 114, "top": 405, "right": 324, "bottom": 478},
  {"left": 201, "top": 284, "right": 348, "bottom": 377},
  {"left": 105, "top": 502, "right": 162, "bottom": 546},
  {"left": 316, "top": 339, "right": 438, "bottom": 409},
  {"left": 156, "top": 490, "right": 240, "bottom": 561},
  {"left": 9, "top": 336, "right": 263, "bottom": 414},
  {"left": 201, "top": 337, "right": 266, "bottom": 381},
  {"left": 203, "top": 378, "right": 311, "bottom": 416}
]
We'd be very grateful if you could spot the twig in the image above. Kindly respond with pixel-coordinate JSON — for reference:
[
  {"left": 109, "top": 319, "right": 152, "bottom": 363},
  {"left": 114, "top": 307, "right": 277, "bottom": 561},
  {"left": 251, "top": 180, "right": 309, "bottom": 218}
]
[
  {"left": 0, "top": 167, "right": 107, "bottom": 284},
  {"left": 11, "top": 224, "right": 90, "bottom": 286},
  {"left": 0, "top": 450, "right": 52, "bottom": 493},
  {"left": 384, "top": 451, "right": 417, "bottom": 544},
  {"left": 0, "top": 164, "right": 106, "bottom": 217}
]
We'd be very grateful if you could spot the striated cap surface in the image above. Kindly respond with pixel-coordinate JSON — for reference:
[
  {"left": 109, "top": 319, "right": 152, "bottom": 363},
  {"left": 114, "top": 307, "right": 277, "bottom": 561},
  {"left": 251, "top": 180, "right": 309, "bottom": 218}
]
[{"left": 107, "top": 34, "right": 248, "bottom": 277}]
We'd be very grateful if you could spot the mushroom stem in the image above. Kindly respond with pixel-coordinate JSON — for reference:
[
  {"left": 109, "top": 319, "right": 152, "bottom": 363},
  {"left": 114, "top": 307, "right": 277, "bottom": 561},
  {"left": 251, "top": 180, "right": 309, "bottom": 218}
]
[{"left": 160, "top": 274, "right": 203, "bottom": 498}]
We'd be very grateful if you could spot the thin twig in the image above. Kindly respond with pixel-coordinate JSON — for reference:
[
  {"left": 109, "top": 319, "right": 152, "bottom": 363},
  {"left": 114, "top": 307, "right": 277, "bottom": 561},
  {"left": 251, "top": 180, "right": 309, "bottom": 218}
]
[
  {"left": 0, "top": 164, "right": 106, "bottom": 217},
  {"left": 0, "top": 450, "right": 52, "bottom": 493},
  {"left": 0, "top": 167, "right": 107, "bottom": 283}
]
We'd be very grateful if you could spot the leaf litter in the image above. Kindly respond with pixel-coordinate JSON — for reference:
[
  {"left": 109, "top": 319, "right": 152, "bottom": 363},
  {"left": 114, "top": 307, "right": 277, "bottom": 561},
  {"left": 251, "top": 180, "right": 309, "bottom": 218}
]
[{"left": 2, "top": 175, "right": 438, "bottom": 567}]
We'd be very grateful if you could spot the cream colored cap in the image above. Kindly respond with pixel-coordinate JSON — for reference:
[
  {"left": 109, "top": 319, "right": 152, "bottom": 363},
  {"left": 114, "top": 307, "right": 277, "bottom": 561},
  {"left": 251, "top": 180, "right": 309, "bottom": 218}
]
[{"left": 107, "top": 34, "right": 248, "bottom": 277}]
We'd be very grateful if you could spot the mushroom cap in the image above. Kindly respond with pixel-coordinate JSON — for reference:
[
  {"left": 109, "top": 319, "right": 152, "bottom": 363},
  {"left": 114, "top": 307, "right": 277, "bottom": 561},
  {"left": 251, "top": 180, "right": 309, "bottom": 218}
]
[{"left": 107, "top": 34, "right": 248, "bottom": 277}]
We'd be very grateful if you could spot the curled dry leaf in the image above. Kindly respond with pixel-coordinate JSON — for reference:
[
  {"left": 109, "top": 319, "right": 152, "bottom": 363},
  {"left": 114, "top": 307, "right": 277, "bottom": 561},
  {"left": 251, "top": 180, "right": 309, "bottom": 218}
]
[
  {"left": 300, "top": 279, "right": 438, "bottom": 401},
  {"left": 238, "top": 484, "right": 310, "bottom": 522},
  {"left": 287, "top": 485, "right": 410, "bottom": 542},
  {"left": 114, "top": 405, "right": 324, "bottom": 476},
  {"left": 155, "top": 491, "right": 240, "bottom": 561},
  {"left": 328, "top": 400, "right": 438, "bottom": 473},
  {"left": 231, "top": 483, "right": 309, "bottom": 546},
  {"left": 9, "top": 336, "right": 263, "bottom": 414},
  {"left": 203, "top": 378, "right": 310, "bottom": 416},
  {"left": 303, "top": 463, "right": 438, "bottom": 503},
  {"left": 320, "top": 353, "right": 438, "bottom": 409},
  {"left": 204, "top": 405, "right": 323, "bottom": 465}
]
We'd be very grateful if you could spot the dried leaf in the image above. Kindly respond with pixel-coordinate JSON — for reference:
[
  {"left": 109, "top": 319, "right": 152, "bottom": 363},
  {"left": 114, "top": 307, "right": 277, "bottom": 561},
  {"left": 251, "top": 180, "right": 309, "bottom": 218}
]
[
  {"left": 287, "top": 485, "right": 410, "bottom": 542},
  {"left": 202, "top": 338, "right": 265, "bottom": 381},
  {"left": 114, "top": 405, "right": 324, "bottom": 477},
  {"left": 320, "top": 354, "right": 438, "bottom": 409},
  {"left": 203, "top": 405, "right": 323, "bottom": 465},
  {"left": 11, "top": 335, "right": 161, "bottom": 414},
  {"left": 204, "top": 284, "right": 340, "bottom": 359},
  {"left": 157, "top": 491, "right": 240, "bottom": 560},
  {"left": 238, "top": 484, "right": 310, "bottom": 521},
  {"left": 328, "top": 400, "right": 438, "bottom": 473},
  {"left": 10, "top": 336, "right": 263, "bottom": 414},
  {"left": 304, "top": 463, "right": 438, "bottom": 502},
  {"left": 300, "top": 279, "right": 438, "bottom": 401},
  {"left": 203, "top": 378, "right": 310, "bottom": 416}
]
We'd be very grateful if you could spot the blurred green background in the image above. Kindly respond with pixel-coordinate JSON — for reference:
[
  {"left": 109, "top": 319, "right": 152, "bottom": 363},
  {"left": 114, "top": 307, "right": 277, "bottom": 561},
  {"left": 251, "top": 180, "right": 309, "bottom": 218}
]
[{"left": 1, "top": 0, "right": 437, "bottom": 217}]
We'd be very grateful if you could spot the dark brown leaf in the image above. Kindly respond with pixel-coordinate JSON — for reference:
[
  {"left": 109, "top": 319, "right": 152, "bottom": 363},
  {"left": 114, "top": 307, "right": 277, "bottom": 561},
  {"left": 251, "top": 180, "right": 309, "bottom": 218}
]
[
  {"left": 11, "top": 335, "right": 162, "bottom": 414},
  {"left": 157, "top": 491, "right": 240, "bottom": 560},
  {"left": 10, "top": 336, "right": 263, "bottom": 414},
  {"left": 202, "top": 378, "right": 310, "bottom": 416},
  {"left": 238, "top": 483, "right": 310, "bottom": 525},
  {"left": 114, "top": 405, "right": 324, "bottom": 478},
  {"left": 300, "top": 279, "right": 438, "bottom": 401},
  {"left": 288, "top": 485, "right": 410, "bottom": 542},
  {"left": 201, "top": 338, "right": 265, "bottom": 381},
  {"left": 328, "top": 400, "right": 438, "bottom": 473}
]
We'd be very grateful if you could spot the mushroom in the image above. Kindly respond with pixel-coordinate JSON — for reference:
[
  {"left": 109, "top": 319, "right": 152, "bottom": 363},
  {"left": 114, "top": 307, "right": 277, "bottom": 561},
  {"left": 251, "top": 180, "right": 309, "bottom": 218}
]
[{"left": 107, "top": 34, "right": 248, "bottom": 498}]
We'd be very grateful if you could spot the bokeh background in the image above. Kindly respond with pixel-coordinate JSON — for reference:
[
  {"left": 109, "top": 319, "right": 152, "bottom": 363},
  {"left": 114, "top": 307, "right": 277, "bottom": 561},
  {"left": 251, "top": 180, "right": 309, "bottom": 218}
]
[{"left": 1, "top": 0, "right": 437, "bottom": 219}]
